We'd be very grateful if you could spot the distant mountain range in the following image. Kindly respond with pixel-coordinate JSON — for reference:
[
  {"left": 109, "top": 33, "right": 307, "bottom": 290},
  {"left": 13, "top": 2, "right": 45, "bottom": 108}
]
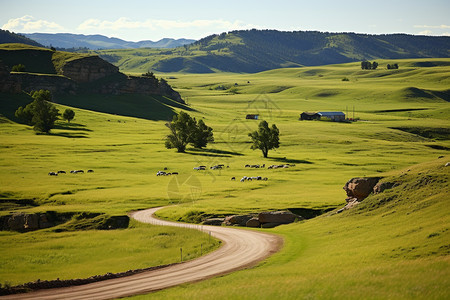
[
  {"left": 0, "top": 29, "right": 43, "bottom": 47},
  {"left": 22, "top": 33, "right": 196, "bottom": 49},
  {"left": 96, "top": 29, "right": 450, "bottom": 73}
]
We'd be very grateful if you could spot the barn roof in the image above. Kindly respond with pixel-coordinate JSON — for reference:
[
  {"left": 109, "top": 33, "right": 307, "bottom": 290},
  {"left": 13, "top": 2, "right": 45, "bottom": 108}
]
[{"left": 318, "top": 111, "right": 345, "bottom": 116}]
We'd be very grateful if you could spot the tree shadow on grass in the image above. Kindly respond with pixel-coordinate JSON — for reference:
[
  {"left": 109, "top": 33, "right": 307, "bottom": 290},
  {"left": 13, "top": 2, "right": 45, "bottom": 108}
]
[
  {"left": 188, "top": 148, "right": 244, "bottom": 156},
  {"left": 183, "top": 151, "right": 231, "bottom": 158},
  {"left": 48, "top": 132, "right": 89, "bottom": 138},
  {"left": 54, "top": 122, "right": 92, "bottom": 132},
  {"left": 268, "top": 157, "right": 314, "bottom": 164}
]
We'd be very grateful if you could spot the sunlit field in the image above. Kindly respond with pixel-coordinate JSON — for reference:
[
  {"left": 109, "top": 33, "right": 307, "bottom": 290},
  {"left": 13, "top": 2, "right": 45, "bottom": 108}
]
[{"left": 1, "top": 58, "right": 449, "bottom": 297}]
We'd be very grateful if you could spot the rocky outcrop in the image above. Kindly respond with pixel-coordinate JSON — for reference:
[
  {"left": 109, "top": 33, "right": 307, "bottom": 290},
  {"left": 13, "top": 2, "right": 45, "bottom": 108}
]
[
  {"left": 203, "top": 211, "right": 301, "bottom": 228},
  {"left": 1, "top": 53, "right": 184, "bottom": 103},
  {"left": 223, "top": 215, "right": 254, "bottom": 226},
  {"left": 258, "top": 211, "right": 299, "bottom": 224},
  {"left": 343, "top": 177, "right": 382, "bottom": 202},
  {"left": 0, "top": 212, "right": 129, "bottom": 232},
  {"left": 245, "top": 217, "right": 261, "bottom": 228},
  {"left": 61, "top": 56, "right": 119, "bottom": 83},
  {"left": 10, "top": 72, "right": 77, "bottom": 95},
  {"left": 338, "top": 177, "right": 400, "bottom": 213},
  {"left": 1, "top": 212, "right": 60, "bottom": 232},
  {"left": 202, "top": 218, "right": 225, "bottom": 226}
]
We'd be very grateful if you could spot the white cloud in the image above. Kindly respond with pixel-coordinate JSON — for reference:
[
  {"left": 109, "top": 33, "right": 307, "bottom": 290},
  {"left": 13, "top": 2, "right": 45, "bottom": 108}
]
[
  {"left": 1, "top": 15, "right": 65, "bottom": 32},
  {"left": 418, "top": 30, "right": 433, "bottom": 36},
  {"left": 77, "top": 17, "right": 256, "bottom": 32},
  {"left": 414, "top": 24, "right": 450, "bottom": 29}
]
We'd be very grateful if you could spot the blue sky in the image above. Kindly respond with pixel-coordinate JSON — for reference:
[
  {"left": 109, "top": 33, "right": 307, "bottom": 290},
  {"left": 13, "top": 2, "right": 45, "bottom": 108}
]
[{"left": 1, "top": 0, "right": 449, "bottom": 41}]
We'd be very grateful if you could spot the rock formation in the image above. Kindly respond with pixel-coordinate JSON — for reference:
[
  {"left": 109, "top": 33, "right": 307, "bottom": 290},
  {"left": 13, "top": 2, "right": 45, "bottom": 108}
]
[
  {"left": 0, "top": 51, "right": 184, "bottom": 103},
  {"left": 203, "top": 211, "right": 302, "bottom": 228},
  {"left": 258, "top": 211, "right": 299, "bottom": 224},
  {"left": 338, "top": 177, "right": 400, "bottom": 213},
  {"left": 61, "top": 56, "right": 119, "bottom": 83},
  {"left": 343, "top": 177, "right": 382, "bottom": 202},
  {"left": 223, "top": 215, "right": 254, "bottom": 226},
  {"left": 0, "top": 212, "right": 129, "bottom": 232}
]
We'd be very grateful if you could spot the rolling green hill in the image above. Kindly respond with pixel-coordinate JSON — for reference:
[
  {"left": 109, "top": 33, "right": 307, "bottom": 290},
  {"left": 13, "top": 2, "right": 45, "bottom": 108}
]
[
  {"left": 0, "top": 58, "right": 448, "bottom": 298},
  {"left": 95, "top": 30, "right": 450, "bottom": 73}
]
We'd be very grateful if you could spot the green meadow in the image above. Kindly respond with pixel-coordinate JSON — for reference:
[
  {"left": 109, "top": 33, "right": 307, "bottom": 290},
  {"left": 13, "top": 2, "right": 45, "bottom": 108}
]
[{"left": 0, "top": 58, "right": 449, "bottom": 298}]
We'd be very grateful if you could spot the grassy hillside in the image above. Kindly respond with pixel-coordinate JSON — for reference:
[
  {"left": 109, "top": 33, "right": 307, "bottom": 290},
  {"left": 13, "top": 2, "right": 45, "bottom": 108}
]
[
  {"left": 139, "top": 158, "right": 449, "bottom": 300},
  {"left": 95, "top": 30, "right": 450, "bottom": 73},
  {"left": 0, "top": 58, "right": 448, "bottom": 296},
  {"left": 0, "top": 43, "right": 89, "bottom": 74}
]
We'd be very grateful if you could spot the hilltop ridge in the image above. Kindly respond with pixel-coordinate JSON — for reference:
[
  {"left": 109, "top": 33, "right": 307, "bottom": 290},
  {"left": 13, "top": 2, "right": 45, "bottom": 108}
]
[{"left": 96, "top": 29, "right": 450, "bottom": 73}]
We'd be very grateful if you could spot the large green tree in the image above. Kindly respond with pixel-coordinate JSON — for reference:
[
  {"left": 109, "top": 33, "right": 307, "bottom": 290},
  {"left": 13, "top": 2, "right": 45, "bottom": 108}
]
[
  {"left": 248, "top": 120, "right": 280, "bottom": 158},
  {"left": 15, "top": 90, "right": 60, "bottom": 133},
  {"left": 165, "top": 112, "right": 214, "bottom": 152},
  {"left": 191, "top": 119, "right": 214, "bottom": 149},
  {"left": 165, "top": 111, "right": 197, "bottom": 153}
]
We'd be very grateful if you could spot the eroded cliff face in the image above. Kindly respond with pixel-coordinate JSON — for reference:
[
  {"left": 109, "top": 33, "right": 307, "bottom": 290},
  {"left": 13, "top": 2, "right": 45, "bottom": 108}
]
[
  {"left": 1, "top": 54, "right": 184, "bottom": 103},
  {"left": 61, "top": 56, "right": 119, "bottom": 83}
]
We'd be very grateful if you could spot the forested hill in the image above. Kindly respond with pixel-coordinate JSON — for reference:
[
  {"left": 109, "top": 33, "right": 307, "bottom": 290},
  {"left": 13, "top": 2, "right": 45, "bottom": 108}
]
[
  {"left": 97, "top": 29, "right": 450, "bottom": 73},
  {"left": 0, "top": 29, "right": 43, "bottom": 47}
]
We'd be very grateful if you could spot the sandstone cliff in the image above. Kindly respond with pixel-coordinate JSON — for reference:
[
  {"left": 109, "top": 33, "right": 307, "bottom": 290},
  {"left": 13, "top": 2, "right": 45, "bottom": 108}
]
[{"left": 0, "top": 47, "right": 184, "bottom": 103}]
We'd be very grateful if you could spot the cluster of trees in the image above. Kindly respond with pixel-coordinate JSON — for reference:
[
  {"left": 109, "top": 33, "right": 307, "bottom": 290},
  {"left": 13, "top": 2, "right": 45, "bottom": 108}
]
[
  {"left": 165, "top": 111, "right": 214, "bottom": 152},
  {"left": 15, "top": 90, "right": 75, "bottom": 133},
  {"left": 361, "top": 61, "right": 378, "bottom": 70},
  {"left": 165, "top": 112, "right": 280, "bottom": 157},
  {"left": 387, "top": 63, "right": 399, "bottom": 69}
]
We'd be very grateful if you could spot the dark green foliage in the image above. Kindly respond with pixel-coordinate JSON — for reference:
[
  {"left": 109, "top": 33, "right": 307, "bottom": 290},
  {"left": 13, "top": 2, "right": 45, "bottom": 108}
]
[
  {"left": 142, "top": 71, "right": 159, "bottom": 88},
  {"left": 165, "top": 112, "right": 214, "bottom": 152},
  {"left": 248, "top": 120, "right": 280, "bottom": 158},
  {"left": 165, "top": 111, "right": 197, "bottom": 153},
  {"left": 14, "top": 104, "right": 34, "bottom": 125},
  {"left": 191, "top": 119, "right": 214, "bottom": 148},
  {"left": 387, "top": 63, "right": 399, "bottom": 69},
  {"left": 361, "top": 61, "right": 378, "bottom": 70},
  {"left": 62, "top": 108, "right": 75, "bottom": 123},
  {"left": 11, "top": 64, "right": 25, "bottom": 72},
  {"left": 15, "top": 90, "right": 59, "bottom": 133}
]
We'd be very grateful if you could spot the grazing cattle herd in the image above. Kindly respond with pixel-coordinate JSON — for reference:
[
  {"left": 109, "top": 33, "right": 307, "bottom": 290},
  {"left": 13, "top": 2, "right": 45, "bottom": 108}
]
[
  {"left": 48, "top": 170, "right": 94, "bottom": 176},
  {"left": 155, "top": 163, "right": 295, "bottom": 182}
]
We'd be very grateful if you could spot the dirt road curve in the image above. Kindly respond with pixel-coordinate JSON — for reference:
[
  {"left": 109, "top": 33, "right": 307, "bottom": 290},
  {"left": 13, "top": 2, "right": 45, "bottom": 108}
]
[{"left": 2, "top": 207, "right": 283, "bottom": 300}]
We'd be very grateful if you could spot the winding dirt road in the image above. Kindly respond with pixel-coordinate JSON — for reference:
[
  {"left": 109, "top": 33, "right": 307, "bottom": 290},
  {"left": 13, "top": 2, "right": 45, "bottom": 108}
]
[{"left": 2, "top": 207, "right": 283, "bottom": 300}]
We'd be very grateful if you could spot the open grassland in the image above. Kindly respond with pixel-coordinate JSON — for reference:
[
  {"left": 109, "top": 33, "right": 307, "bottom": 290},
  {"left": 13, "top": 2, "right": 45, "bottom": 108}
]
[
  {"left": 0, "top": 220, "right": 219, "bottom": 285},
  {"left": 130, "top": 159, "right": 450, "bottom": 300},
  {"left": 0, "top": 58, "right": 449, "bottom": 294}
]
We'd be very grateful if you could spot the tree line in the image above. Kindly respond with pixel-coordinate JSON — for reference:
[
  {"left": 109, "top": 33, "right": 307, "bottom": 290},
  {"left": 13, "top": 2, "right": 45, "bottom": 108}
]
[
  {"left": 361, "top": 61, "right": 399, "bottom": 70},
  {"left": 165, "top": 111, "right": 280, "bottom": 157}
]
